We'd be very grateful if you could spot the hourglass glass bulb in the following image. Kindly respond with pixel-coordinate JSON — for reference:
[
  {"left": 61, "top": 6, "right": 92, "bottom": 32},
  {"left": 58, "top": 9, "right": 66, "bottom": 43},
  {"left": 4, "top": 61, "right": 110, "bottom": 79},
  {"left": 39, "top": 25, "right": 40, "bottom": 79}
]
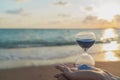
[
  {"left": 75, "top": 32, "right": 96, "bottom": 70},
  {"left": 76, "top": 52, "right": 95, "bottom": 70}
]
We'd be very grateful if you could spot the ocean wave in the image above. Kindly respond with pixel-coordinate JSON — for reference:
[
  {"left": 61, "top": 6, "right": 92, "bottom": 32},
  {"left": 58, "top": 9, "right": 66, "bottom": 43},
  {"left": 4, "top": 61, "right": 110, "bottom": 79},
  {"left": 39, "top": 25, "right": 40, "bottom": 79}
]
[
  {"left": 0, "top": 40, "right": 103, "bottom": 48},
  {"left": 0, "top": 40, "right": 76, "bottom": 48}
]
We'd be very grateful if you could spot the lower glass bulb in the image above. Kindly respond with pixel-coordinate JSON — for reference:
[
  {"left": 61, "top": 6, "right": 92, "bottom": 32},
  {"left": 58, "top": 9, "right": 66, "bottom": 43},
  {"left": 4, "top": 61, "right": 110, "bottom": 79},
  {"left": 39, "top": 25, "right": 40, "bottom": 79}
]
[{"left": 76, "top": 52, "right": 95, "bottom": 70}]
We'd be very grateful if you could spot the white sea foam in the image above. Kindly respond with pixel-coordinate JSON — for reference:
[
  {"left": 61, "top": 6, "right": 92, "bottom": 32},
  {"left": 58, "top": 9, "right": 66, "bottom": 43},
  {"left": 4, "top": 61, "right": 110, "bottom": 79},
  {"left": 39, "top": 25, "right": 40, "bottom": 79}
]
[
  {"left": 0, "top": 44, "right": 119, "bottom": 69},
  {"left": 0, "top": 44, "right": 102, "bottom": 60}
]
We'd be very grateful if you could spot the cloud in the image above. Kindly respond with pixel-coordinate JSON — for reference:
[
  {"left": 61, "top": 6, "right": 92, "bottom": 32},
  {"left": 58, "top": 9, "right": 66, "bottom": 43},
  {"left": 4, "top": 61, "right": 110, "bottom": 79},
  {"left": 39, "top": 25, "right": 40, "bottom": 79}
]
[
  {"left": 85, "top": 6, "right": 93, "bottom": 11},
  {"left": 112, "top": 14, "right": 120, "bottom": 27},
  {"left": 48, "top": 20, "right": 62, "bottom": 25},
  {"left": 114, "top": 15, "right": 120, "bottom": 22},
  {"left": 80, "top": 15, "right": 115, "bottom": 28},
  {"left": 6, "top": 8, "right": 24, "bottom": 15},
  {"left": 52, "top": 1, "right": 69, "bottom": 6},
  {"left": 0, "top": 13, "right": 120, "bottom": 29},
  {"left": 57, "top": 13, "right": 71, "bottom": 18},
  {"left": 82, "top": 15, "right": 98, "bottom": 23}
]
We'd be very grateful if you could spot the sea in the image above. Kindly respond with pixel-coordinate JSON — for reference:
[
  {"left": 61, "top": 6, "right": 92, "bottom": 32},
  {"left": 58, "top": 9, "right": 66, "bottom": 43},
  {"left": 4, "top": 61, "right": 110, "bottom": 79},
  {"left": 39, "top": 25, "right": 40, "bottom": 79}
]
[
  {"left": 0, "top": 29, "right": 120, "bottom": 69},
  {"left": 0, "top": 29, "right": 102, "bottom": 48}
]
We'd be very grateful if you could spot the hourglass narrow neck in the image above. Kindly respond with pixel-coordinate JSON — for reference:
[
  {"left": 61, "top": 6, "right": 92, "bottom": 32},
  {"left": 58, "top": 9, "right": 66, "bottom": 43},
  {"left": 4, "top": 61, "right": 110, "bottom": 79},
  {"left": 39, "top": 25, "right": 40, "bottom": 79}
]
[{"left": 83, "top": 48, "right": 88, "bottom": 52}]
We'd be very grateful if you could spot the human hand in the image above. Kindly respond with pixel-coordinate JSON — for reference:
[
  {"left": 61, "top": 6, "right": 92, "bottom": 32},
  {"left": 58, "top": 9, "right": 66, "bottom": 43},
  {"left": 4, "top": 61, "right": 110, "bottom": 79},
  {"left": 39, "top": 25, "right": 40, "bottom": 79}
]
[{"left": 54, "top": 64, "right": 117, "bottom": 80}]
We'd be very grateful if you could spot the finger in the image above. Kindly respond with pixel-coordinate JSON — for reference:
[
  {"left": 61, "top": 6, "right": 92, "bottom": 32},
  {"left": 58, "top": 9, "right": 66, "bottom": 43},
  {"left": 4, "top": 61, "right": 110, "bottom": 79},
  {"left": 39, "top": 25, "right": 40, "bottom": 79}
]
[
  {"left": 64, "top": 64, "right": 72, "bottom": 72},
  {"left": 91, "top": 67, "right": 103, "bottom": 72},
  {"left": 103, "top": 70, "right": 114, "bottom": 76},
  {"left": 103, "top": 70, "right": 115, "bottom": 80},
  {"left": 54, "top": 73, "right": 63, "bottom": 78},
  {"left": 71, "top": 67, "right": 78, "bottom": 71},
  {"left": 56, "top": 64, "right": 72, "bottom": 73},
  {"left": 64, "top": 64, "right": 77, "bottom": 71},
  {"left": 56, "top": 64, "right": 73, "bottom": 79},
  {"left": 65, "top": 63, "right": 75, "bottom": 68},
  {"left": 55, "top": 64, "right": 64, "bottom": 72},
  {"left": 64, "top": 63, "right": 71, "bottom": 67},
  {"left": 64, "top": 64, "right": 78, "bottom": 71},
  {"left": 57, "top": 75, "right": 68, "bottom": 80},
  {"left": 73, "top": 63, "right": 77, "bottom": 67}
]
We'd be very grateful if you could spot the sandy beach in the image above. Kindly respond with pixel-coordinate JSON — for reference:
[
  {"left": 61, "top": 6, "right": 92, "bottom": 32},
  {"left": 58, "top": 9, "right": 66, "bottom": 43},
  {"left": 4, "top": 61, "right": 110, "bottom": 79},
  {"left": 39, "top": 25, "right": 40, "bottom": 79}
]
[
  {"left": 0, "top": 29, "right": 120, "bottom": 80},
  {"left": 0, "top": 61, "right": 120, "bottom": 80}
]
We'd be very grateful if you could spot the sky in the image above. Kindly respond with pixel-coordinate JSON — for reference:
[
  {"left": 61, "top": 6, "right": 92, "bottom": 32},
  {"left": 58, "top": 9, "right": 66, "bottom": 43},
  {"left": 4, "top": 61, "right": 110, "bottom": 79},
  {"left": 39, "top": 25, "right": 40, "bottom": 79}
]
[{"left": 0, "top": 0, "right": 120, "bottom": 28}]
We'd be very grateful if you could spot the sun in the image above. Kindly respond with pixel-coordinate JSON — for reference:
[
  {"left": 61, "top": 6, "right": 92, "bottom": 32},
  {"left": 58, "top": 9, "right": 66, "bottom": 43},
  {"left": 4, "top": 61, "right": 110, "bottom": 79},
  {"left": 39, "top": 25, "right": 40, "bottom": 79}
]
[{"left": 96, "top": 3, "right": 120, "bottom": 21}]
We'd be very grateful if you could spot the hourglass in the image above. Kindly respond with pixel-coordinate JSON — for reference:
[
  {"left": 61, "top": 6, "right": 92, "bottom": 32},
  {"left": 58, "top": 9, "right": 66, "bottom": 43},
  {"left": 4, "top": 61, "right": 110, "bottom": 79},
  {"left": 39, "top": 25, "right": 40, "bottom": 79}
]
[{"left": 76, "top": 32, "right": 96, "bottom": 70}]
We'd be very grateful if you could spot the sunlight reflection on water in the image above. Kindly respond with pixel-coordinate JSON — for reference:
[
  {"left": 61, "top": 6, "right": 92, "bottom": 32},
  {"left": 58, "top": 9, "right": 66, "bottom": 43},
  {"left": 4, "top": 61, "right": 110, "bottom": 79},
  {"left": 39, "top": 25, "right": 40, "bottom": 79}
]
[
  {"left": 100, "top": 28, "right": 120, "bottom": 61},
  {"left": 104, "top": 51, "right": 119, "bottom": 61}
]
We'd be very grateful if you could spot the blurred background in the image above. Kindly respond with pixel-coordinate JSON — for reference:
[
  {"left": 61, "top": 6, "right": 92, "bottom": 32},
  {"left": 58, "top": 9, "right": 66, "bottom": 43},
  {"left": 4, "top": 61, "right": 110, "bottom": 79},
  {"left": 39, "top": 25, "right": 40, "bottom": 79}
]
[{"left": 0, "top": 0, "right": 120, "bottom": 69}]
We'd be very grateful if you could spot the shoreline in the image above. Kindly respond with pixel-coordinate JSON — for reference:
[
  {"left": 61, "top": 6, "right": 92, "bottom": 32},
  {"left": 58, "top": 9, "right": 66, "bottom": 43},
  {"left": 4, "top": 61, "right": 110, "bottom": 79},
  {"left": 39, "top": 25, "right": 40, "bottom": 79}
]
[{"left": 0, "top": 55, "right": 120, "bottom": 70}]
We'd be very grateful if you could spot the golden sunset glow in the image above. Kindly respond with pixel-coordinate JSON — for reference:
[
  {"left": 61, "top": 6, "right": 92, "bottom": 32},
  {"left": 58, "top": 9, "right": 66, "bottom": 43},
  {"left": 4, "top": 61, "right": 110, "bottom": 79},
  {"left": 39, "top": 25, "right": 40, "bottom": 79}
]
[
  {"left": 101, "top": 28, "right": 118, "bottom": 41},
  {"left": 1, "top": 0, "right": 120, "bottom": 28},
  {"left": 104, "top": 51, "right": 118, "bottom": 61}
]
